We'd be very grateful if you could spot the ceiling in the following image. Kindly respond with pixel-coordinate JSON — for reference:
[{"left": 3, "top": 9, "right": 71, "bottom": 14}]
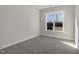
[{"left": 31, "top": 5, "right": 55, "bottom": 10}]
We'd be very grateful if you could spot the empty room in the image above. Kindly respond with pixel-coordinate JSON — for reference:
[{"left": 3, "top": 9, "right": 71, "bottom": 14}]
[{"left": 0, "top": 5, "right": 79, "bottom": 54}]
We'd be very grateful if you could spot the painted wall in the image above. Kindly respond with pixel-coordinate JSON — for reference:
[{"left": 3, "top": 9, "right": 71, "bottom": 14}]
[
  {"left": 75, "top": 6, "right": 79, "bottom": 48},
  {"left": 40, "top": 5, "right": 75, "bottom": 40},
  {"left": 0, "top": 6, "right": 40, "bottom": 48}
]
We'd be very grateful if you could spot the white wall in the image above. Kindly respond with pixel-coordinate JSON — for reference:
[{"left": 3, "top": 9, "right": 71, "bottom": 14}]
[
  {"left": 75, "top": 6, "right": 79, "bottom": 48},
  {"left": 40, "top": 5, "right": 75, "bottom": 40},
  {"left": 0, "top": 6, "right": 40, "bottom": 49}
]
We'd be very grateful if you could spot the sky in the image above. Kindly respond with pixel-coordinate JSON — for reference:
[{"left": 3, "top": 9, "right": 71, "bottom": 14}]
[{"left": 47, "top": 12, "right": 64, "bottom": 22}]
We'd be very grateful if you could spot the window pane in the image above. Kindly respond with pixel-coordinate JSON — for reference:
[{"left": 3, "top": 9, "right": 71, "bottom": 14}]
[
  {"left": 47, "top": 22, "right": 53, "bottom": 30},
  {"left": 55, "top": 13, "right": 64, "bottom": 31},
  {"left": 55, "top": 22, "right": 63, "bottom": 31},
  {"left": 47, "top": 13, "right": 56, "bottom": 30},
  {"left": 47, "top": 13, "right": 56, "bottom": 22},
  {"left": 56, "top": 13, "right": 64, "bottom": 22}
]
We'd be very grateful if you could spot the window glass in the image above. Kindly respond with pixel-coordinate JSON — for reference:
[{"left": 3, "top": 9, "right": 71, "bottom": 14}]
[
  {"left": 46, "top": 12, "right": 64, "bottom": 32},
  {"left": 56, "top": 13, "right": 64, "bottom": 22},
  {"left": 47, "top": 13, "right": 56, "bottom": 22}
]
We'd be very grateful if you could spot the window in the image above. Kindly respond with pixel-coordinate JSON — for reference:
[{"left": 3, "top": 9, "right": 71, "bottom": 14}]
[{"left": 46, "top": 11, "right": 64, "bottom": 32}]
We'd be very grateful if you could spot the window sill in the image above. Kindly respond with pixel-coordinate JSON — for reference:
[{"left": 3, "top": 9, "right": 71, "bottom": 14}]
[{"left": 46, "top": 30, "right": 64, "bottom": 33}]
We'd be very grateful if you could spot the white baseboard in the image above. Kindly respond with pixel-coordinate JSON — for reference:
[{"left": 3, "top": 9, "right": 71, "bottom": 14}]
[
  {"left": 76, "top": 48, "right": 79, "bottom": 53},
  {"left": 41, "top": 33, "right": 74, "bottom": 40},
  {"left": 0, "top": 34, "right": 39, "bottom": 50},
  {"left": 0, "top": 33, "right": 73, "bottom": 50}
]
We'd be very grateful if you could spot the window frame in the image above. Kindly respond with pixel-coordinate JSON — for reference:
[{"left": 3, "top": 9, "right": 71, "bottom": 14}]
[{"left": 45, "top": 11, "right": 64, "bottom": 32}]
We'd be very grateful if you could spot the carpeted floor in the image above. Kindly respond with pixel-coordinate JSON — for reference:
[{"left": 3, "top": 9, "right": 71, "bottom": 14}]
[{"left": 0, "top": 36, "right": 78, "bottom": 54}]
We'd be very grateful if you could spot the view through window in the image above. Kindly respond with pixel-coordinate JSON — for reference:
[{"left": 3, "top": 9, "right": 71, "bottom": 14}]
[{"left": 46, "top": 11, "right": 64, "bottom": 32}]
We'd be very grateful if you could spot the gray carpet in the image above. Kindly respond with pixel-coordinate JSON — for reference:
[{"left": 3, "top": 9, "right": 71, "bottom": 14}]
[{"left": 0, "top": 36, "right": 78, "bottom": 54}]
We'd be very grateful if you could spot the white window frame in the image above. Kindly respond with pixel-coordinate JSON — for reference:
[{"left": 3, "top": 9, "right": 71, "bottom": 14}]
[{"left": 45, "top": 11, "right": 64, "bottom": 32}]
